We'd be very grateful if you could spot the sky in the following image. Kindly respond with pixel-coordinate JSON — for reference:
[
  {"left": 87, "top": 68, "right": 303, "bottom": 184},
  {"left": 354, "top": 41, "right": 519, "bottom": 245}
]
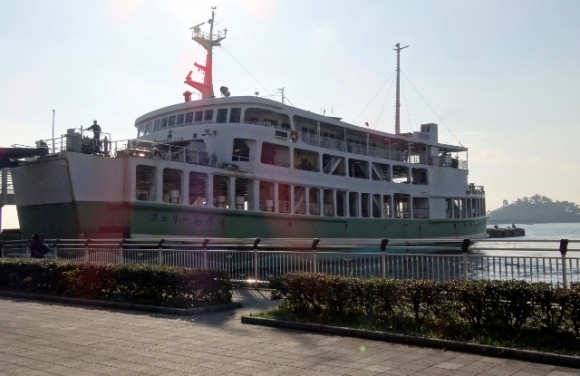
[{"left": 1, "top": 0, "right": 579, "bottom": 229}]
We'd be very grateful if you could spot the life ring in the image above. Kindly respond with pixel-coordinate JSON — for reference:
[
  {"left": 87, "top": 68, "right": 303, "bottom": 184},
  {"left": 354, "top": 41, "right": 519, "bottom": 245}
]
[{"left": 290, "top": 130, "right": 299, "bottom": 142}]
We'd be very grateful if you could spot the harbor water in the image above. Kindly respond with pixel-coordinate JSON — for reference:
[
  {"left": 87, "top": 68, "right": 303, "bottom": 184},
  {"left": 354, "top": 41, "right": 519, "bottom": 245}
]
[{"left": 504, "top": 222, "right": 580, "bottom": 240}]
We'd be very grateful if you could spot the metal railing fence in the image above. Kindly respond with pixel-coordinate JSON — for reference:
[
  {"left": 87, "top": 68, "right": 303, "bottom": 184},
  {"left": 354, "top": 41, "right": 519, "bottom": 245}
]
[{"left": 1, "top": 237, "right": 579, "bottom": 287}]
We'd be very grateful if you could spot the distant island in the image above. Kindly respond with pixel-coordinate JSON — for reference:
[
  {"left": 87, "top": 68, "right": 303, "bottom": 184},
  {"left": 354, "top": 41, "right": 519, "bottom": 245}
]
[{"left": 488, "top": 195, "right": 580, "bottom": 224}]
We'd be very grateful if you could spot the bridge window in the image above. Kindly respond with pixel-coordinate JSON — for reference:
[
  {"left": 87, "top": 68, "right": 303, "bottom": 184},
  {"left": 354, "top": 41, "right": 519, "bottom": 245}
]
[
  {"left": 217, "top": 108, "right": 228, "bottom": 123},
  {"left": 229, "top": 108, "right": 241, "bottom": 123}
]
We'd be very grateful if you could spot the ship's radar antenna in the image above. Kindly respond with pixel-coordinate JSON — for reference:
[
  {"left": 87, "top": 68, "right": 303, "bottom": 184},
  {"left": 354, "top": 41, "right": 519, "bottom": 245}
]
[
  {"left": 394, "top": 43, "right": 408, "bottom": 135},
  {"left": 184, "top": 8, "right": 227, "bottom": 100}
]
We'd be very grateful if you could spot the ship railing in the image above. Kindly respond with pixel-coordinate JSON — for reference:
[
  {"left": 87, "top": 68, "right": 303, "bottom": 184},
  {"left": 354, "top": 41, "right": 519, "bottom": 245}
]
[
  {"left": 113, "top": 140, "right": 247, "bottom": 171},
  {"left": 305, "top": 134, "right": 472, "bottom": 169},
  {"left": 2, "top": 238, "right": 579, "bottom": 288}
]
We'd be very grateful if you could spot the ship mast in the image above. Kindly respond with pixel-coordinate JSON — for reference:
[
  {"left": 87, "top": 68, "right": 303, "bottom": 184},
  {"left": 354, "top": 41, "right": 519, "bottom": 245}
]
[
  {"left": 184, "top": 7, "right": 227, "bottom": 100},
  {"left": 394, "top": 43, "right": 408, "bottom": 135}
]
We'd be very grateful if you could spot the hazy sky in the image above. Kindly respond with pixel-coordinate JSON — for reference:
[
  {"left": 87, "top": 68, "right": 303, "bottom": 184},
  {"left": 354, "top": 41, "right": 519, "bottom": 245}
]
[{"left": 1, "top": 0, "right": 579, "bottom": 229}]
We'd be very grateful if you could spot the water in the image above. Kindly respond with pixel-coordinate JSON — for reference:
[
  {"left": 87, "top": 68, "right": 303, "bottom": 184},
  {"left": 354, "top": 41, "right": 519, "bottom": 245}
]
[
  {"left": 470, "top": 223, "right": 580, "bottom": 285},
  {"left": 502, "top": 222, "right": 580, "bottom": 240}
]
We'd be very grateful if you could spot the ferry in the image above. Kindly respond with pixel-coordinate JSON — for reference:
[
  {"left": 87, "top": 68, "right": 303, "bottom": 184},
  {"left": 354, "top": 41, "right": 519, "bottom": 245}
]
[{"left": 11, "top": 10, "right": 487, "bottom": 240}]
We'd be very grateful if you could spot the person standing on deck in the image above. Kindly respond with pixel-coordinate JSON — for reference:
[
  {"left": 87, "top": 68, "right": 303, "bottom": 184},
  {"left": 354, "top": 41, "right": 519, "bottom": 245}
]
[{"left": 87, "top": 120, "right": 102, "bottom": 152}]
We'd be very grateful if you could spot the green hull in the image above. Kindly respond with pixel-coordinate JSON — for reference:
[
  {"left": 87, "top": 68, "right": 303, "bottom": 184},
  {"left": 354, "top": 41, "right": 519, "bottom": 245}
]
[{"left": 17, "top": 201, "right": 487, "bottom": 240}]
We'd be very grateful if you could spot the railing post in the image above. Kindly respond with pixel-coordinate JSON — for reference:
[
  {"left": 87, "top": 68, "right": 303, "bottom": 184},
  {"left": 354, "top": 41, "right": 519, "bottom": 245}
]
[
  {"left": 157, "top": 239, "right": 165, "bottom": 265},
  {"left": 119, "top": 239, "right": 125, "bottom": 264},
  {"left": 202, "top": 238, "right": 209, "bottom": 270},
  {"left": 560, "top": 239, "right": 569, "bottom": 288},
  {"left": 253, "top": 238, "right": 261, "bottom": 285},
  {"left": 461, "top": 239, "right": 470, "bottom": 282},
  {"left": 84, "top": 239, "right": 90, "bottom": 262},
  {"left": 53, "top": 239, "right": 59, "bottom": 259},
  {"left": 380, "top": 239, "right": 389, "bottom": 279},
  {"left": 312, "top": 238, "right": 320, "bottom": 274}
]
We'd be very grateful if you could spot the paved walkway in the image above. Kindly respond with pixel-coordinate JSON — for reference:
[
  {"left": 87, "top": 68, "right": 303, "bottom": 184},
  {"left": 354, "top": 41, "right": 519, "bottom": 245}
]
[{"left": 0, "top": 289, "right": 579, "bottom": 376}]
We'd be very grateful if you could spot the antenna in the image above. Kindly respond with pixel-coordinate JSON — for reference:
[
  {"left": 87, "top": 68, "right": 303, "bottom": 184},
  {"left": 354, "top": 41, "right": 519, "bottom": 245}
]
[
  {"left": 184, "top": 8, "right": 228, "bottom": 99},
  {"left": 278, "top": 87, "right": 285, "bottom": 104},
  {"left": 394, "top": 43, "right": 408, "bottom": 135}
]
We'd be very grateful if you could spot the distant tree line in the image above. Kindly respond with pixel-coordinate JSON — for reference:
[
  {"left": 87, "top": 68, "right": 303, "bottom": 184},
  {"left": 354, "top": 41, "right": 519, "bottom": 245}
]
[{"left": 488, "top": 195, "right": 580, "bottom": 224}]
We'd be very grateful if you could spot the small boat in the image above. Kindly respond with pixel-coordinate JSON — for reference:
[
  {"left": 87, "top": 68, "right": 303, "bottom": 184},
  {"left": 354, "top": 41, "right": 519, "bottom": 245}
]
[
  {"left": 486, "top": 225, "right": 525, "bottom": 238},
  {"left": 10, "top": 8, "right": 487, "bottom": 241}
]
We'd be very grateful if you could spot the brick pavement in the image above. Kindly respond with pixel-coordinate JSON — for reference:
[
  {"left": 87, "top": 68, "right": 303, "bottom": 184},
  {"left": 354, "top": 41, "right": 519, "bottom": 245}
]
[{"left": 0, "top": 289, "right": 579, "bottom": 376}]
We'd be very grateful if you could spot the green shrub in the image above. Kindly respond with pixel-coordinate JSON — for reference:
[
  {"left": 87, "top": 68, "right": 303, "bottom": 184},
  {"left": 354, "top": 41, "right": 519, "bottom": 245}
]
[
  {"left": 270, "top": 273, "right": 580, "bottom": 339},
  {"left": 0, "top": 258, "right": 232, "bottom": 308}
]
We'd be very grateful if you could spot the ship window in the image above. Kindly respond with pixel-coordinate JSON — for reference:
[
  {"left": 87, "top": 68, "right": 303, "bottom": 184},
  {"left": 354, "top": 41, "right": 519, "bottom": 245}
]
[
  {"left": 294, "top": 186, "right": 306, "bottom": 214},
  {"left": 189, "top": 172, "right": 207, "bottom": 206},
  {"left": 383, "top": 195, "right": 392, "bottom": 218},
  {"left": 153, "top": 119, "right": 161, "bottom": 131},
  {"left": 361, "top": 193, "right": 370, "bottom": 218},
  {"left": 336, "top": 190, "right": 346, "bottom": 217},
  {"left": 162, "top": 168, "right": 182, "bottom": 204},
  {"left": 137, "top": 125, "right": 145, "bottom": 138},
  {"left": 278, "top": 183, "right": 291, "bottom": 213},
  {"left": 232, "top": 138, "right": 250, "bottom": 162},
  {"left": 234, "top": 178, "right": 252, "bottom": 210},
  {"left": 412, "top": 168, "right": 428, "bottom": 185},
  {"left": 413, "top": 197, "right": 429, "bottom": 218},
  {"left": 392, "top": 165, "right": 410, "bottom": 184},
  {"left": 323, "top": 189, "right": 334, "bottom": 216},
  {"left": 194, "top": 111, "right": 203, "bottom": 122},
  {"left": 204, "top": 109, "right": 214, "bottom": 121},
  {"left": 213, "top": 175, "right": 230, "bottom": 208},
  {"left": 261, "top": 142, "right": 290, "bottom": 167},
  {"left": 176, "top": 114, "right": 185, "bottom": 125},
  {"left": 322, "top": 154, "right": 345, "bottom": 176},
  {"left": 229, "top": 108, "right": 241, "bottom": 123},
  {"left": 372, "top": 194, "right": 381, "bottom": 218},
  {"left": 371, "top": 162, "right": 390, "bottom": 181},
  {"left": 185, "top": 112, "right": 194, "bottom": 123},
  {"left": 217, "top": 108, "right": 228, "bottom": 123},
  {"left": 294, "top": 148, "right": 319, "bottom": 171},
  {"left": 349, "top": 192, "right": 359, "bottom": 217},
  {"left": 394, "top": 194, "right": 411, "bottom": 218},
  {"left": 160, "top": 118, "right": 168, "bottom": 129},
  {"left": 244, "top": 108, "right": 290, "bottom": 128},
  {"left": 168, "top": 115, "right": 176, "bottom": 127},
  {"left": 135, "top": 165, "right": 156, "bottom": 201},
  {"left": 348, "top": 158, "right": 369, "bottom": 179},
  {"left": 308, "top": 188, "right": 320, "bottom": 216},
  {"left": 446, "top": 198, "right": 453, "bottom": 219},
  {"left": 259, "top": 181, "right": 275, "bottom": 212},
  {"left": 145, "top": 122, "right": 152, "bottom": 135}
]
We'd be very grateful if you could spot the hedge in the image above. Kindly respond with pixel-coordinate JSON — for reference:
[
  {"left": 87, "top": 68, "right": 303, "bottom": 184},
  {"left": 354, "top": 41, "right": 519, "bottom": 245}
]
[
  {"left": 0, "top": 258, "right": 233, "bottom": 308},
  {"left": 271, "top": 273, "right": 580, "bottom": 335}
]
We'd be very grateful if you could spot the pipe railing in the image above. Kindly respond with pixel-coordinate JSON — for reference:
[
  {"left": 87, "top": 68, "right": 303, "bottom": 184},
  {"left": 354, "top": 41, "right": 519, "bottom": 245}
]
[{"left": 1, "top": 237, "right": 578, "bottom": 287}]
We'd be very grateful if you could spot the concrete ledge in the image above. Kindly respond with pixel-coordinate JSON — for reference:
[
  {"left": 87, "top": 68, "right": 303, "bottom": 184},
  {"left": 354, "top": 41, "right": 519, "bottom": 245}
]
[
  {"left": 241, "top": 315, "right": 580, "bottom": 368},
  {"left": 0, "top": 290, "right": 241, "bottom": 315}
]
